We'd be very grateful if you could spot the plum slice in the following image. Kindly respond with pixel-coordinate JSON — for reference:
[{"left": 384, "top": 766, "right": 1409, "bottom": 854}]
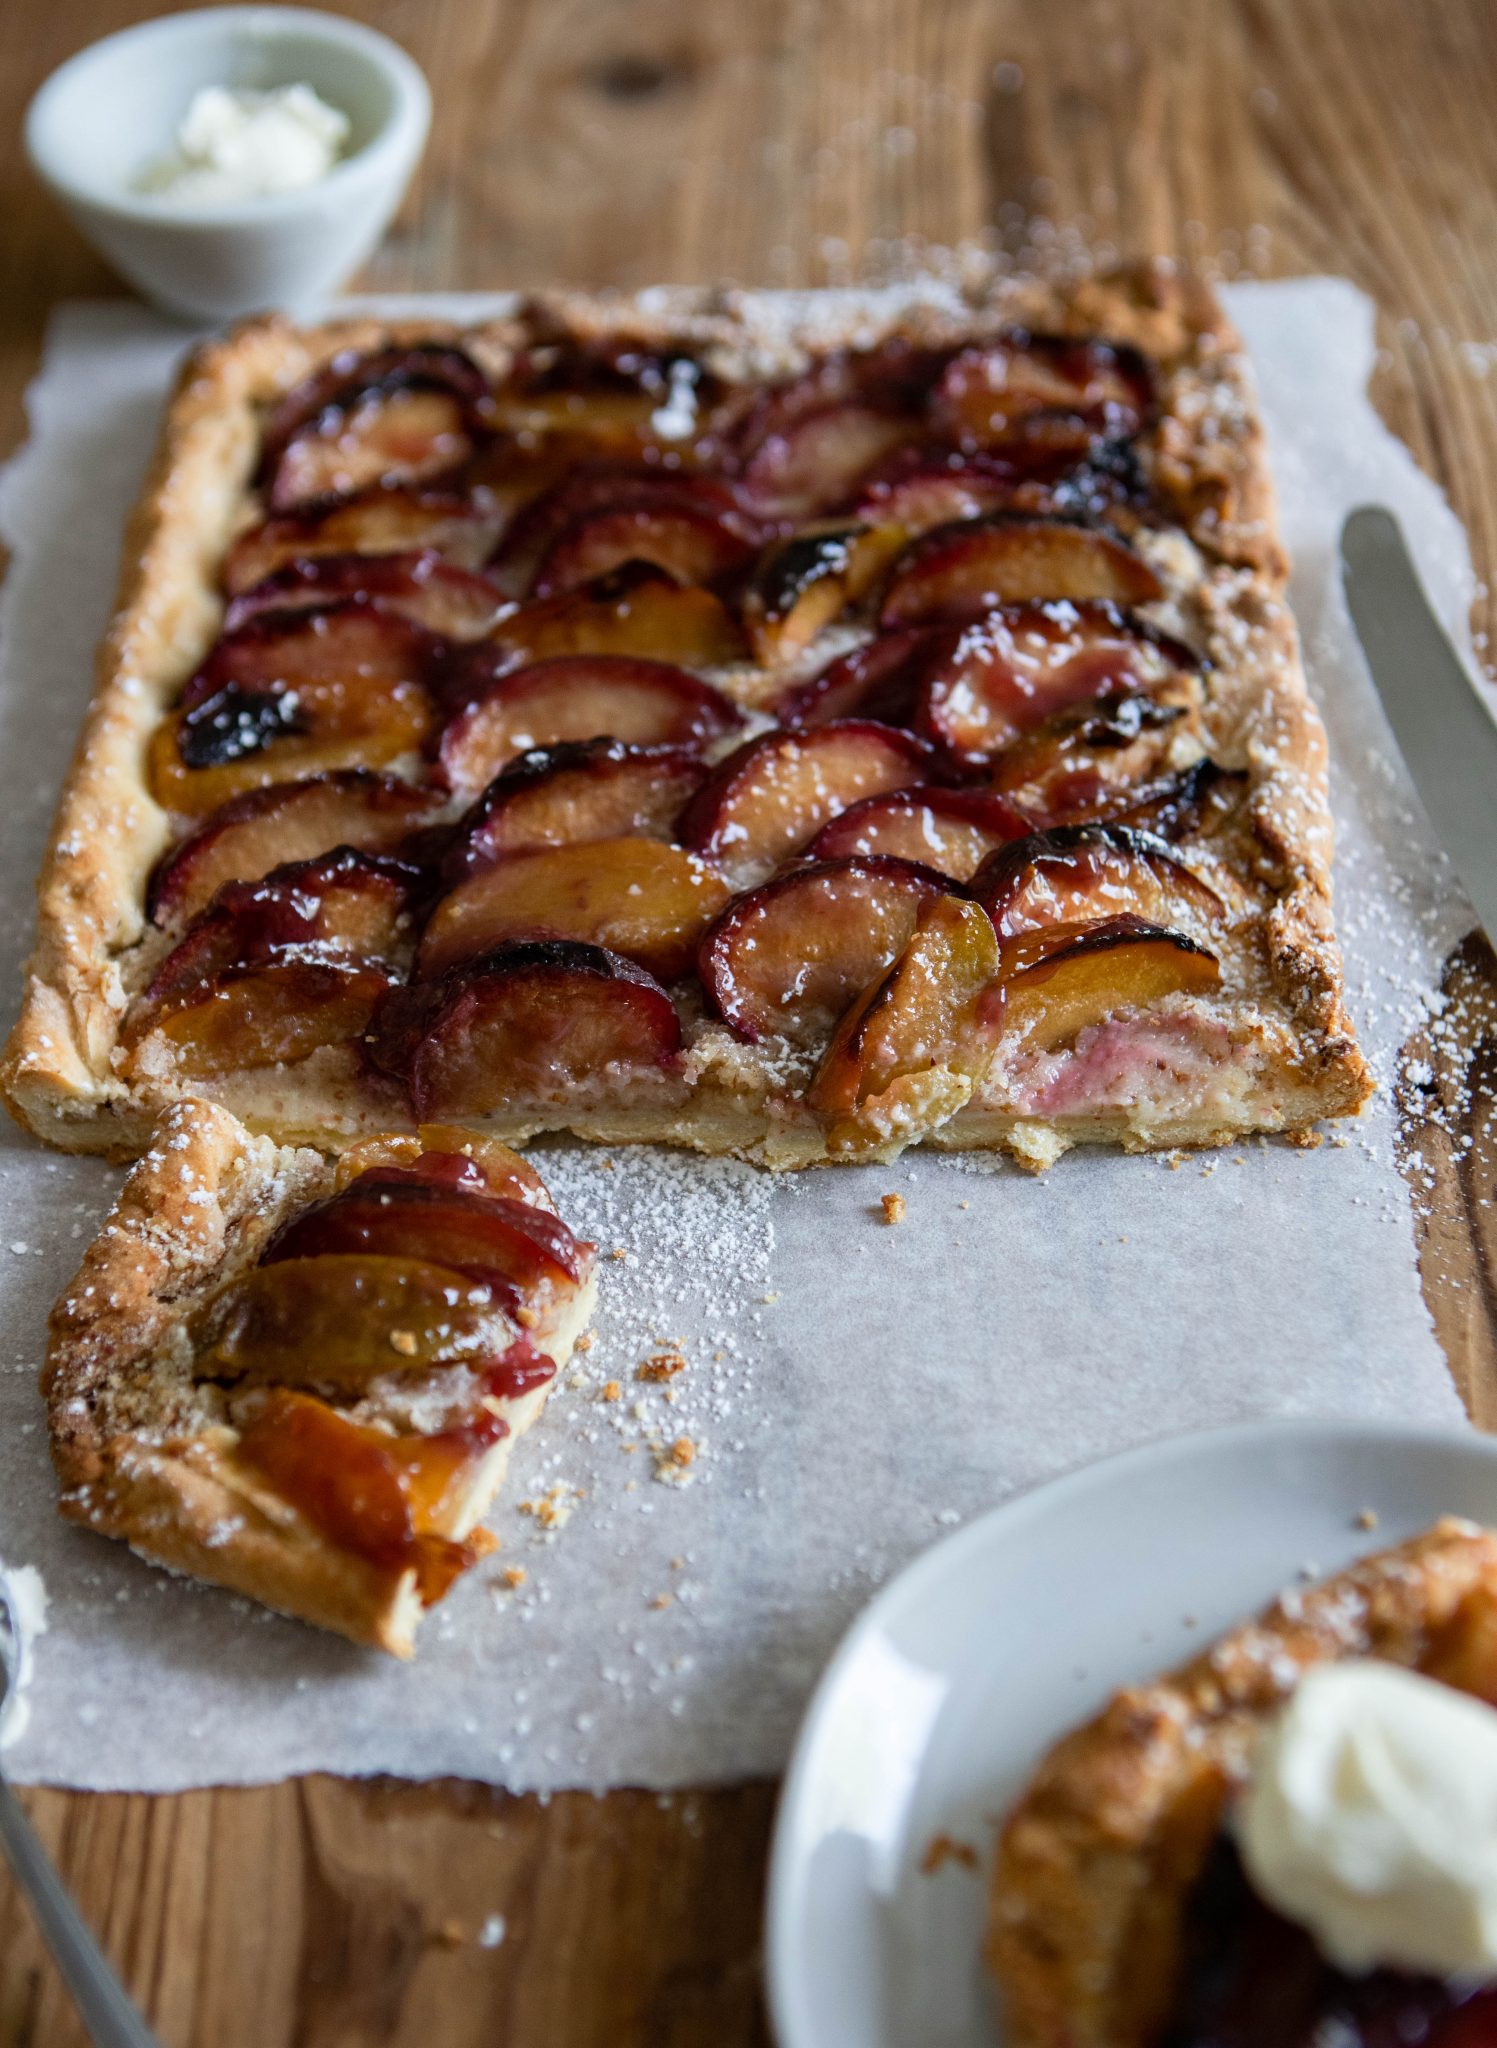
[
  {"left": 489, "top": 467, "right": 756, "bottom": 595},
  {"left": 697, "top": 854, "right": 949, "bottom": 1045},
  {"left": 806, "top": 786, "right": 1031, "bottom": 879},
  {"left": 741, "top": 522, "right": 907, "bottom": 662},
  {"left": 148, "top": 771, "right": 438, "bottom": 928},
  {"left": 442, "top": 740, "right": 706, "bottom": 882},
  {"left": 435, "top": 653, "right": 743, "bottom": 795},
  {"left": 880, "top": 514, "right": 1164, "bottom": 627},
  {"left": 263, "top": 1179, "right": 588, "bottom": 1302},
  {"left": 927, "top": 335, "right": 1151, "bottom": 454},
  {"left": 848, "top": 442, "right": 1145, "bottom": 529},
  {"left": 127, "top": 957, "right": 400, "bottom": 1077},
  {"left": 124, "top": 849, "right": 418, "bottom": 1074},
  {"left": 331, "top": 1128, "right": 558, "bottom": 1211},
  {"left": 489, "top": 562, "right": 746, "bottom": 673},
  {"left": 149, "top": 603, "right": 441, "bottom": 815},
  {"left": 259, "top": 346, "right": 496, "bottom": 512},
  {"left": 989, "top": 687, "right": 1202, "bottom": 829},
  {"left": 972, "top": 823, "right": 1225, "bottom": 940},
  {"left": 676, "top": 721, "right": 936, "bottom": 889},
  {"left": 911, "top": 600, "right": 1198, "bottom": 766},
  {"left": 193, "top": 1254, "right": 513, "bottom": 1392},
  {"left": 417, "top": 836, "right": 731, "bottom": 981},
  {"left": 735, "top": 400, "right": 917, "bottom": 520},
  {"left": 364, "top": 941, "right": 684, "bottom": 1118},
  {"left": 998, "top": 913, "right": 1220, "bottom": 1054},
  {"left": 808, "top": 895, "right": 1003, "bottom": 1149},
  {"left": 492, "top": 336, "right": 726, "bottom": 461},
  {"left": 223, "top": 488, "right": 507, "bottom": 595},
  {"left": 775, "top": 628, "right": 933, "bottom": 729},
  {"left": 224, "top": 551, "right": 505, "bottom": 640},
  {"left": 530, "top": 503, "right": 758, "bottom": 600}
]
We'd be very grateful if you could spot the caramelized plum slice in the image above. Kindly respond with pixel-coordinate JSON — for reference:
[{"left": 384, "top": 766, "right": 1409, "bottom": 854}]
[
  {"left": 436, "top": 653, "right": 743, "bottom": 795},
  {"left": 677, "top": 721, "right": 935, "bottom": 889},
  {"left": 809, "top": 895, "right": 1002, "bottom": 1149},
  {"left": 881, "top": 515, "right": 1164, "bottom": 627},
  {"left": 149, "top": 604, "right": 440, "bottom": 814},
  {"left": 490, "top": 563, "right": 747, "bottom": 673},
  {"left": 224, "top": 488, "right": 506, "bottom": 595},
  {"left": 332, "top": 1129, "right": 558, "bottom": 1211},
  {"left": 1114, "top": 759, "right": 1249, "bottom": 842},
  {"left": 126, "top": 849, "right": 418, "bottom": 1072},
  {"left": 234, "top": 1386, "right": 498, "bottom": 1601},
  {"left": 225, "top": 551, "right": 505, "bottom": 640},
  {"left": 973, "top": 824, "right": 1225, "bottom": 939},
  {"left": 776, "top": 628, "right": 933, "bottom": 729},
  {"left": 698, "top": 855, "right": 948, "bottom": 1045},
  {"left": 912, "top": 600, "right": 1197, "bottom": 765},
  {"left": 998, "top": 913, "right": 1220, "bottom": 1054},
  {"left": 194, "top": 1255, "right": 511, "bottom": 1391},
  {"left": 990, "top": 687, "right": 1203, "bottom": 829},
  {"left": 737, "top": 402, "right": 917, "bottom": 519},
  {"left": 148, "top": 771, "right": 437, "bottom": 928},
  {"left": 493, "top": 338, "right": 724, "bottom": 460},
  {"left": 490, "top": 467, "right": 755, "bottom": 596},
  {"left": 418, "top": 836, "right": 730, "bottom": 981},
  {"left": 146, "top": 848, "right": 419, "bottom": 993},
  {"left": 442, "top": 741, "right": 705, "bottom": 882},
  {"left": 365, "top": 942, "right": 683, "bottom": 1118},
  {"left": 531, "top": 504, "right": 758, "bottom": 599},
  {"left": 741, "top": 522, "right": 907, "bottom": 662},
  {"left": 928, "top": 336, "right": 1150, "bottom": 453},
  {"left": 260, "top": 346, "right": 496, "bottom": 511},
  {"left": 264, "top": 1180, "right": 587, "bottom": 1303},
  {"left": 126, "top": 958, "right": 398, "bottom": 1076},
  {"left": 806, "top": 786, "right": 1030, "bottom": 879},
  {"left": 850, "top": 452, "right": 1023, "bottom": 529}
]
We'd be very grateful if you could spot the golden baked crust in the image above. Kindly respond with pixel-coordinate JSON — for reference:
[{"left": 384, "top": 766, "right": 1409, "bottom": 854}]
[
  {"left": 988, "top": 1518, "right": 1497, "bottom": 2048},
  {"left": 0, "top": 263, "right": 1370, "bottom": 1164},
  {"left": 45, "top": 1098, "right": 597, "bottom": 1655}
]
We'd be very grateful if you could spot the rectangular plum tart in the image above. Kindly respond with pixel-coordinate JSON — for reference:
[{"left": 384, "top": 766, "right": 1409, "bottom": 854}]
[
  {"left": 1, "top": 265, "right": 1371, "bottom": 1168},
  {"left": 45, "top": 1099, "right": 597, "bottom": 1654}
]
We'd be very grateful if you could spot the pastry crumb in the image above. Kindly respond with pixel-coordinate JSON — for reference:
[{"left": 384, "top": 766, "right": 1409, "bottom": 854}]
[
  {"left": 601, "top": 1380, "right": 623, "bottom": 1403},
  {"left": 639, "top": 1349, "right": 686, "bottom": 1382},
  {"left": 609, "top": 1245, "right": 629, "bottom": 1261},
  {"left": 1355, "top": 1507, "right": 1379, "bottom": 1531},
  {"left": 388, "top": 1328, "right": 418, "bottom": 1357},
  {"left": 881, "top": 1192, "right": 906, "bottom": 1224},
  {"left": 920, "top": 1833, "right": 979, "bottom": 1876},
  {"left": 499, "top": 1565, "right": 527, "bottom": 1589},
  {"left": 519, "top": 1483, "right": 583, "bottom": 1531},
  {"left": 649, "top": 1592, "right": 673, "bottom": 1610},
  {"left": 574, "top": 1330, "right": 594, "bottom": 1352}
]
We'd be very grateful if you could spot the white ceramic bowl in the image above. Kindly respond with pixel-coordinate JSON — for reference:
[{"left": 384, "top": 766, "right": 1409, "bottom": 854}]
[{"left": 25, "top": 7, "right": 431, "bottom": 324}]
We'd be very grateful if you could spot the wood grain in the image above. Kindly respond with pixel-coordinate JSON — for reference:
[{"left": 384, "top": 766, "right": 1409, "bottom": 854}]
[{"left": 2, "top": 1, "right": 1495, "bottom": 2041}]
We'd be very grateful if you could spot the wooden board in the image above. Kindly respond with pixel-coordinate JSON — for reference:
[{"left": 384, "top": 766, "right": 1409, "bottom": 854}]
[{"left": 2, "top": 1, "right": 1496, "bottom": 2040}]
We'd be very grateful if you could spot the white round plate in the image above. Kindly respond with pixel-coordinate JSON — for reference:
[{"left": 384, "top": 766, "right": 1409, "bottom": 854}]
[{"left": 766, "top": 1416, "right": 1497, "bottom": 2048}]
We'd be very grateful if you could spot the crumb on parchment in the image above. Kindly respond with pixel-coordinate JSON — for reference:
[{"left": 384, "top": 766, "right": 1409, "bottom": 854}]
[
  {"left": 881, "top": 1192, "right": 906, "bottom": 1224},
  {"left": 921, "top": 1833, "right": 979, "bottom": 1876}
]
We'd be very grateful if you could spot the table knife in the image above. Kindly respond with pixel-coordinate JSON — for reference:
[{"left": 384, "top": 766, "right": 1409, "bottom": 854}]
[{"left": 1341, "top": 504, "right": 1497, "bottom": 945}]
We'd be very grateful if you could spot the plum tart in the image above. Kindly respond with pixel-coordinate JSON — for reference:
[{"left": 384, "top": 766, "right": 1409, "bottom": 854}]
[
  {"left": 989, "top": 1519, "right": 1497, "bottom": 2047},
  {"left": 44, "top": 1098, "right": 597, "bottom": 1654},
  {"left": 2, "top": 266, "right": 1370, "bottom": 1167}
]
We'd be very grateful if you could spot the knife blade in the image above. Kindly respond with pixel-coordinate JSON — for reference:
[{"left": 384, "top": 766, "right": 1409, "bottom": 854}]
[{"left": 1341, "top": 503, "right": 1497, "bottom": 945}]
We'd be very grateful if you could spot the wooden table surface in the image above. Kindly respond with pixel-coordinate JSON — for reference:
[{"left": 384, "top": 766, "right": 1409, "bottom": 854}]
[{"left": 3, "top": 2, "right": 1497, "bottom": 2041}]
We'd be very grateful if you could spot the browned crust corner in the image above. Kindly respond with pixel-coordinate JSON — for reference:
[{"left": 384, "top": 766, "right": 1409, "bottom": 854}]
[{"left": 987, "top": 1518, "right": 1497, "bottom": 2048}]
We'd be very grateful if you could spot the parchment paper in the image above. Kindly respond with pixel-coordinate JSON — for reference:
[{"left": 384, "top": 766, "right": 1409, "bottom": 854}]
[{"left": 0, "top": 280, "right": 1478, "bottom": 1792}]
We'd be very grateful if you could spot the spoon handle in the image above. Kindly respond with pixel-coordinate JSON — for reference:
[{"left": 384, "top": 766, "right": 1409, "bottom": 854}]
[{"left": 0, "top": 1776, "right": 161, "bottom": 2047}]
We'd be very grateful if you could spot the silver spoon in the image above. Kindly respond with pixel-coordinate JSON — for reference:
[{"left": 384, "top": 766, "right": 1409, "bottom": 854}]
[{"left": 0, "top": 1582, "right": 161, "bottom": 2047}]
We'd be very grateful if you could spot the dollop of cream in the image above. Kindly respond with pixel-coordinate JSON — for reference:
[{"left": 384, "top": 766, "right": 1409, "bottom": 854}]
[
  {"left": 137, "top": 84, "right": 350, "bottom": 205},
  {"left": 1239, "top": 1660, "right": 1497, "bottom": 1979}
]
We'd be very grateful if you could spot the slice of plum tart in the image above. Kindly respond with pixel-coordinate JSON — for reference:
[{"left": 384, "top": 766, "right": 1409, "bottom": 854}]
[
  {"left": 2, "top": 268, "right": 1369, "bottom": 1167},
  {"left": 44, "top": 1099, "right": 597, "bottom": 1655},
  {"left": 989, "top": 1519, "right": 1497, "bottom": 2048}
]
